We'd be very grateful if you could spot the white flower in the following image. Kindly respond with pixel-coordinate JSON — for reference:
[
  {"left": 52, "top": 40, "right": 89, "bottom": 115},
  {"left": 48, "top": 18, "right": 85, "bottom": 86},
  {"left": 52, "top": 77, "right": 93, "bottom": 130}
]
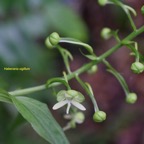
[{"left": 53, "top": 90, "right": 86, "bottom": 114}]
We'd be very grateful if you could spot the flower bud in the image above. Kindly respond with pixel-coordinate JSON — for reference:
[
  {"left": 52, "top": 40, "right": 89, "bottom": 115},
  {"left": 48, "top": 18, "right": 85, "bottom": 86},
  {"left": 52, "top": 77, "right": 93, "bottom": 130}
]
[
  {"left": 131, "top": 62, "right": 144, "bottom": 74},
  {"left": 49, "top": 32, "right": 60, "bottom": 45},
  {"left": 101, "top": 27, "right": 111, "bottom": 40},
  {"left": 141, "top": 5, "right": 144, "bottom": 15},
  {"left": 87, "top": 65, "right": 98, "bottom": 74},
  {"left": 93, "top": 111, "right": 106, "bottom": 122},
  {"left": 98, "top": 0, "right": 108, "bottom": 6},
  {"left": 74, "top": 112, "right": 85, "bottom": 124},
  {"left": 45, "top": 32, "right": 60, "bottom": 49},
  {"left": 126, "top": 93, "right": 137, "bottom": 104}
]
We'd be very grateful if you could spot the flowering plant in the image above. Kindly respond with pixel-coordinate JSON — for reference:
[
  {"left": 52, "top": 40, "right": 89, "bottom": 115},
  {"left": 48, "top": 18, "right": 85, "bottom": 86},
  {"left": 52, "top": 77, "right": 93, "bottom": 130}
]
[{"left": 0, "top": 0, "right": 144, "bottom": 144}]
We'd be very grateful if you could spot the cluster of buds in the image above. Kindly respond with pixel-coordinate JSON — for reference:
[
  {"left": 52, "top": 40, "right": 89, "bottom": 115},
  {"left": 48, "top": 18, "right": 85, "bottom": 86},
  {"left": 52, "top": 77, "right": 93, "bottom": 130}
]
[{"left": 45, "top": 29, "right": 143, "bottom": 129}]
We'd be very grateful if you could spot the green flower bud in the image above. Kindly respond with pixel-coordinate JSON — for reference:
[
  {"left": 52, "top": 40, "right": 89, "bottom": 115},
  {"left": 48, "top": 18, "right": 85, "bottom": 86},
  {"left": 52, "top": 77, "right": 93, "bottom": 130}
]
[
  {"left": 49, "top": 32, "right": 60, "bottom": 45},
  {"left": 141, "top": 5, "right": 144, "bottom": 15},
  {"left": 74, "top": 112, "right": 85, "bottom": 124},
  {"left": 98, "top": 0, "right": 108, "bottom": 6},
  {"left": 126, "top": 93, "right": 137, "bottom": 104},
  {"left": 131, "top": 62, "right": 144, "bottom": 74},
  {"left": 87, "top": 65, "right": 98, "bottom": 74},
  {"left": 93, "top": 111, "right": 106, "bottom": 122},
  {"left": 101, "top": 27, "right": 111, "bottom": 40},
  {"left": 45, "top": 32, "right": 60, "bottom": 49}
]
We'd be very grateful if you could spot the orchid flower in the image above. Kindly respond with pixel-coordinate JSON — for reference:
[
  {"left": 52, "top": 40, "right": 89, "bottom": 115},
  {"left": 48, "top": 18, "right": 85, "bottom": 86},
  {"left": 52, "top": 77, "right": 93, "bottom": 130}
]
[{"left": 53, "top": 90, "right": 86, "bottom": 114}]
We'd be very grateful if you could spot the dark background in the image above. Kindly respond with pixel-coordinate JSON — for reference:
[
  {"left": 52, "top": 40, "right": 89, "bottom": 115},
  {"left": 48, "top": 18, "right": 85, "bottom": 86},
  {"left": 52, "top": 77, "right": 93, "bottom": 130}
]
[{"left": 0, "top": 0, "right": 144, "bottom": 144}]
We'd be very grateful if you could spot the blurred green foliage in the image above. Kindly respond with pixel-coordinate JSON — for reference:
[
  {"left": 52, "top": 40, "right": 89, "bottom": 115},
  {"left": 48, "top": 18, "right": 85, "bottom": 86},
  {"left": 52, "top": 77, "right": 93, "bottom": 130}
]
[{"left": 0, "top": 0, "right": 88, "bottom": 143}]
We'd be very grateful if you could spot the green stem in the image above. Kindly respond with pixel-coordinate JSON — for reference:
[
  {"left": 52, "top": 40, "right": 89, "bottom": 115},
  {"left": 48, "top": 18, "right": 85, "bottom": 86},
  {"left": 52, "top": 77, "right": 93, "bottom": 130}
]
[
  {"left": 9, "top": 85, "right": 46, "bottom": 96},
  {"left": 9, "top": 26, "right": 144, "bottom": 96},
  {"left": 63, "top": 123, "right": 71, "bottom": 131},
  {"left": 98, "top": 25, "right": 144, "bottom": 61},
  {"left": 75, "top": 75, "right": 99, "bottom": 112},
  {"left": 57, "top": 46, "right": 72, "bottom": 74},
  {"left": 110, "top": 0, "right": 137, "bottom": 31},
  {"left": 127, "top": 12, "right": 137, "bottom": 31},
  {"left": 47, "top": 77, "right": 71, "bottom": 90},
  {"left": 126, "top": 43, "right": 139, "bottom": 62}
]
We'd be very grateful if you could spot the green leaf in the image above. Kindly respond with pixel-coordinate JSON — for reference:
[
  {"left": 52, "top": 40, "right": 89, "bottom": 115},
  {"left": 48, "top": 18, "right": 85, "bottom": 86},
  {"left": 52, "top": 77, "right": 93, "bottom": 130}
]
[
  {"left": 82, "top": 54, "right": 97, "bottom": 60},
  {"left": 11, "top": 96, "right": 69, "bottom": 144},
  {"left": 57, "top": 46, "right": 73, "bottom": 74},
  {"left": 0, "top": 89, "right": 12, "bottom": 104},
  {"left": 124, "top": 5, "right": 137, "bottom": 16},
  {"left": 46, "top": 2, "right": 88, "bottom": 41},
  {"left": 103, "top": 60, "right": 129, "bottom": 95}
]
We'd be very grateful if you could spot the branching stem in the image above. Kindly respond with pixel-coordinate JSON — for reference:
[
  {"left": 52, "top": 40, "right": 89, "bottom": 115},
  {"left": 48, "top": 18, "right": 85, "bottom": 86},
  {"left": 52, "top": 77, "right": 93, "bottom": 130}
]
[{"left": 9, "top": 26, "right": 144, "bottom": 96}]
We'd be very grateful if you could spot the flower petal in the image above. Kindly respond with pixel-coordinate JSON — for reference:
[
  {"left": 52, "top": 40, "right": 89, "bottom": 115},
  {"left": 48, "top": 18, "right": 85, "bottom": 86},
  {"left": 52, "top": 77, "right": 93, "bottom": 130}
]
[
  {"left": 52, "top": 100, "right": 67, "bottom": 110},
  {"left": 71, "top": 100, "right": 86, "bottom": 111}
]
